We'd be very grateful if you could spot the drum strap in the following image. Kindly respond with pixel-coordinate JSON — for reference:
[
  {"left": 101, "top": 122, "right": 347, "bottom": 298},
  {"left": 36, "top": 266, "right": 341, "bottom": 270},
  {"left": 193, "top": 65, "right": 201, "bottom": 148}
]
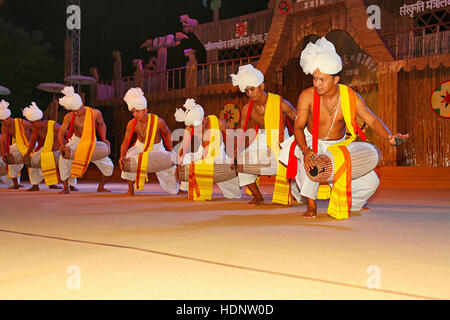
[
  {"left": 312, "top": 89, "right": 321, "bottom": 154},
  {"left": 243, "top": 100, "right": 258, "bottom": 133},
  {"left": 70, "top": 107, "right": 96, "bottom": 178},
  {"left": 126, "top": 118, "right": 138, "bottom": 152},
  {"left": 285, "top": 115, "right": 294, "bottom": 136},
  {"left": 135, "top": 114, "right": 158, "bottom": 190},
  {"left": 66, "top": 113, "right": 76, "bottom": 144}
]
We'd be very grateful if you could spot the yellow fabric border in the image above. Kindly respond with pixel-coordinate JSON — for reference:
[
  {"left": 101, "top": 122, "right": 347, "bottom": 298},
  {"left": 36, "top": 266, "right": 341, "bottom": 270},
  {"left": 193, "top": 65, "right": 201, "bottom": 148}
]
[
  {"left": 135, "top": 114, "right": 158, "bottom": 190},
  {"left": 41, "top": 121, "right": 59, "bottom": 186}
]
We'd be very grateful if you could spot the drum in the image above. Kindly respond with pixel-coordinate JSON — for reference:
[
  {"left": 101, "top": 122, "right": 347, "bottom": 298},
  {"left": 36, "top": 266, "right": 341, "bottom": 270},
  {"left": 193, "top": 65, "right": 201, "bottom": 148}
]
[
  {"left": 235, "top": 149, "right": 278, "bottom": 176},
  {"left": 122, "top": 151, "right": 174, "bottom": 173},
  {"left": 4, "top": 152, "right": 23, "bottom": 165},
  {"left": 25, "top": 151, "right": 60, "bottom": 168},
  {"left": 178, "top": 163, "right": 237, "bottom": 183},
  {"left": 62, "top": 141, "right": 110, "bottom": 160},
  {"left": 0, "top": 160, "right": 7, "bottom": 176},
  {"left": 306, "top": 142, "right": 382, "bottom": 182}
]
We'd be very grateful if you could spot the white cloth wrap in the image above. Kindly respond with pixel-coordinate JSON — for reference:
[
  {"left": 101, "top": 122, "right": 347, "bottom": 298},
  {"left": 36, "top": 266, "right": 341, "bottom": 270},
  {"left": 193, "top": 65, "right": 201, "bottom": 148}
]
[
  {"left": 121, "top": 140, "right": 179, "bottom": 195},
  {"left": 180, "top": 142, "right": 242, "bottom": 199},
  {"left": 230, "top": 64, "right": 264, "bottom": 93},
  {"left": 300, "top": 37, "right": 343, "bottom": 75},
  {"left": 279, "top": 128, "right": 379, "bottom": 211},
  {"left": 0, "top": 157, "right": 15, "bottom": 186},
  {"left": 124, "top": 88, "right": 147, "bottom": 111},
  {"left": 6, "top": 144, "right": 24, "bottom": 179},
  {"left": 59, "top": 135, "right": 113, "bottom": 181},
  {"left": 237, "top": 129, "right": 301, "bottom": 202}
]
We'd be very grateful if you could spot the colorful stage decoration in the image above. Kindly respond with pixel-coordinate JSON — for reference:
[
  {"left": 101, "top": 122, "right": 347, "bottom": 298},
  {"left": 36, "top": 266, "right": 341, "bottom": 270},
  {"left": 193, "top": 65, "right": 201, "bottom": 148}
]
[
  {"left": 431, "top": 80, "right": 450, "bottom": 118},
  {"left": 219, "top": 103, "right": 240, "bottom": 128}
]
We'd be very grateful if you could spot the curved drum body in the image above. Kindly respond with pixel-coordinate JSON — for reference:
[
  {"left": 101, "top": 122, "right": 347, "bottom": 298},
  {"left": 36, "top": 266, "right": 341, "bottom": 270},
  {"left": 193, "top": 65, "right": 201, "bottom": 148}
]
[
  {"left": 62, "top": 141, "right": 110, "bottom": 160},
  {"left": 5, "top": 151, "right": 61, "bottom": 169},
  {"left": 26, "top": 151, "right": 60, "bottom": 168},
  {"left": 122, "top": 151, "right": 174, "bottom": 173},
  {"left": 235, "top": 149, "right": 278, "bottom": 176},
  {"left": 0, "top": 161, "right": 7, "bottom": 176},
  {"left": 178, "top": 163, "right": 237, "bottom": 183},
  {"left": 307, "top": 142, "right": 382, "bottom": 182},
  {"left": 4, "top": 152, "right": 23, "bottom": 165}
]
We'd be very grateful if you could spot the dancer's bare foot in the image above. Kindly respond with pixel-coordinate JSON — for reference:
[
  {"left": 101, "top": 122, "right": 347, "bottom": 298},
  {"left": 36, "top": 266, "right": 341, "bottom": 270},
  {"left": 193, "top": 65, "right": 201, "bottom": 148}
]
[
  {"left": 177, "top": 189, "right": 187, "bottom": 194},
  {"left": 49, "top": 185, "right": 63, "bottom": 190},
  {"left": 302, "top": 207, "right": 317, "bottom": 219},
  {"left": 58, "top": 189, "right": 69, "bottom": 194},
  {"left": 361, "top": 204, "right": 372, "bottom": 213},
  {"left": 97, "top": 187, "right": 111, "bottom": 193},
  {"left": 8, "top": 184, "right": 24, "bottom": 190},
  {"left": 26, "top": 185, "right": 39, "bottom": 192},
  {"left": 124, "top": 181, "right": 134, "bottom": 196},
  {"left": 248, "top": 197, "right": 264, "bottom": 206},
  {"left": 69, "top": 186, "right": 79, "bottom": 192},
  {"left": 302, "top": 199, "right": 317, "bottom": 219}
]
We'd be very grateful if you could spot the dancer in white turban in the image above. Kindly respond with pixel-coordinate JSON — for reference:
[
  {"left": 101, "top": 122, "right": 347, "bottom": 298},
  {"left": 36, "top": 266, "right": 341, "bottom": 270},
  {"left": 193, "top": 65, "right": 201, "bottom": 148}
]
[
  {"left": 280, "top": 37, "right": 409, "bottom": 219},
  {"left": 119, "top": 87, "right": 179, "bottom": 196},
  {"left": 0, "top": 99, "right": 27, "bottom": 189},
  {"left": 22, "top": 102, "right": 63, "bottom": 191},
  {"left": 174, "top": 98, "right": 241, "bottom": 200},
  {"left": 57, "top": 86, "right": 113, "bottom": 194},
  {"left": 0, "top": 133, "right": 17, "bottom": 188},
  {"left": 230, "top": 65, "right": 300, "bottom": 206}
]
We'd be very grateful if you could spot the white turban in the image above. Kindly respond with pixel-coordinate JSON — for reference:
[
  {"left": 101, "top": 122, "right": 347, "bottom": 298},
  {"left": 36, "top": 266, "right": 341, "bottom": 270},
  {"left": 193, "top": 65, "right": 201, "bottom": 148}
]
[
  {"left": 23, "top": 102, "right": 43, "bottom": 122},
  {"left": 174, "top": 98, "right": 204, "bottom": 127},
  {"left": 230, "top": 64, "right": 264, "bottom": 93},
  {"left": 0, "top": 99, "right": 11, "bottom": 120},
  {"left": 124, "top": 87, "right": 147, "bottom": 112},
  {"left": 300, "top": 37, "right": 342, "bottom": 75},
  {"left": 59, "top": 86, "right": 83, "bottom": 111}
]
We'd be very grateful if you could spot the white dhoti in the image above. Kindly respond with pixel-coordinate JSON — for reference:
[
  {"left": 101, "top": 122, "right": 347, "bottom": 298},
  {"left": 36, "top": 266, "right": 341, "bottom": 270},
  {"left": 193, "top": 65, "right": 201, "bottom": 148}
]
[
  {"left": 59, "top": 135, "right": 113, "bottom": 184},
  {"left": 121, "top": 140, "right": 179, "bottom": 195},
  {"left": 6, "top": 144, "right": 24, "bottom": 179},
  {"left": 27, "top": 149, "right": 64, "bottom": 186},
  {"left": 180, "top": 143, "right": 242, "bottom": 199},
  {"left": 237, "top": 129, "right": 301, "bottom": 202},
  {"left": 0, "top": 157, "right": 15, "bottom": 187},
  {"left": 279, "top": 128, "right": 380, "bottom": 211}
]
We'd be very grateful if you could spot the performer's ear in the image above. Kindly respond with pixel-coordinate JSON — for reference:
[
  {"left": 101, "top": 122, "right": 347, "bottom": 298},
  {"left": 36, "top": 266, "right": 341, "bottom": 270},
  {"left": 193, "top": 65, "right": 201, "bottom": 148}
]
[
  {"left": 332, "top": 72, "right": 341, "bottom": 85},
  {"left": 260, "top": 83, "right": 265, "bottom": 91}
]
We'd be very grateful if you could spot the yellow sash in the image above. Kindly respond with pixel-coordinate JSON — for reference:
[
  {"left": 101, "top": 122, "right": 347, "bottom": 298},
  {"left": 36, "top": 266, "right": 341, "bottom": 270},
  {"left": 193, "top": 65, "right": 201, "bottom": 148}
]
[
  {"left": 263, "top": 93, "right": 292, "bottom": 206},
  {"left": 188, "top": 115, "right": 220, "bottom": 201},
  {"left": 41, "top": 121, "right": 59, "bottom": 186},
  {"left": 71, "top": 107, "right": 96, "bottom": 178},
  {"left": 135, "top": 114, "right": 158, "bottom": 190},
  {"left": 326, "top": 85, "right": 358, "bottom": 220},
  {"left": 14, "top": 119, "right": 30, "bottom": 156}
]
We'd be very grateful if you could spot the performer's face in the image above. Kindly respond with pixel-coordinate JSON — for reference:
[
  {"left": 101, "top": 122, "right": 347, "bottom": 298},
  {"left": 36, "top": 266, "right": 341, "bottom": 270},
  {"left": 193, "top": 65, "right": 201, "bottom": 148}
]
[
  {"left": 313, "top": 69, "right": 339, "bottom": 95},
  {"left": 245, "top": 84, "right": 265, "bottom": 101},
  {"left": 132, "top": 108, "right": 148, "bottom": 121}
]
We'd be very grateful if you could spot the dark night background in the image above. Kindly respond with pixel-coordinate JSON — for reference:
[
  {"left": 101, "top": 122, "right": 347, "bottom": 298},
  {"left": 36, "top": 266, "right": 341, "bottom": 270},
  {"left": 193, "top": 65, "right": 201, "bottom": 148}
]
[{"left": 0, "top": 0, "right": 268, "bottom": 115}]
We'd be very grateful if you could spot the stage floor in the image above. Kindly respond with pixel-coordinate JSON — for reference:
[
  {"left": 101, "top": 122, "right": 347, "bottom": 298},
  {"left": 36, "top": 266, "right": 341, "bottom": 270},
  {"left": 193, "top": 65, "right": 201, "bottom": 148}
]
[{"left": 0, "top": 182, "right": 449, "bottom": 300}]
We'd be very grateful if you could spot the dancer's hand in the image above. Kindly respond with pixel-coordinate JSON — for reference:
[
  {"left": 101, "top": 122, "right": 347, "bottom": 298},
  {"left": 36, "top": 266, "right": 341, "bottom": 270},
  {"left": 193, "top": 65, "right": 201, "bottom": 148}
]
[
  {"left": 118, "top": 157, "right": 124, "bottom": 170},
  {"left": 303, "top": 148, "right": 318, "bottom": 172},
  {"left": 388, "top": 133, "right": 409, "bottom": 146},
  {"left": 23, "top": 154, "right": 31, "bottom": 165}
]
